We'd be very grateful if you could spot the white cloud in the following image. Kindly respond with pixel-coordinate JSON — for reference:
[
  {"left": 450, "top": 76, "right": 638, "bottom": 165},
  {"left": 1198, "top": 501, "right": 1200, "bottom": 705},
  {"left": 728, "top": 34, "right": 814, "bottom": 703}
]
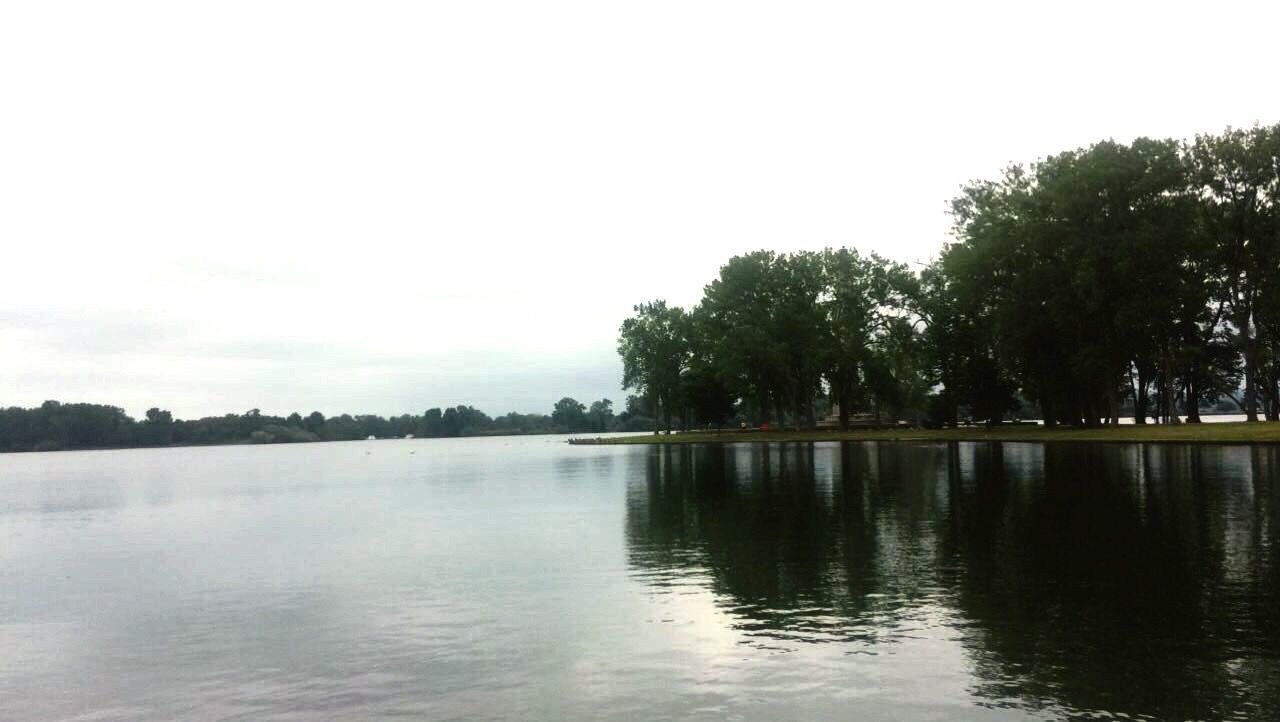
[{"left": 2, "top": 0, "right": 1277, "bottom": 417}]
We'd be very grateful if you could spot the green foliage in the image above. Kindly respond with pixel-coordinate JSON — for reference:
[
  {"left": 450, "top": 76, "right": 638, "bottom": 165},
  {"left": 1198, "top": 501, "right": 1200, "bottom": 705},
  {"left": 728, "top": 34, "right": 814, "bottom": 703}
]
[
  {"left": 585, "top": 399, "right": 615, "bottom": 433},
  {"left": 678, "top": 367, "right": 736, "bottom": 427},
  {"left": 138, "top": 407, "right": 175, "bottom": 446},
  {"left": 579, "top": 422, "right": 1280, "bottom": 446},
  {"left": 0, "top": 393, "right": 639, "bottom": 453},
  {"left": 551, "top": 397, "right": 587, "bottom": 431},
  {"left": 618, "top": 300, "right": 690, "bottom": 432},
  {"left": 0, "top": 401, "right": 136, "bottom": 452},
  {"left": 944, "top": 133, "right": 1270, "bottom": 425},
  {"left": 615, "top": 123, "right": 1280, "bottom": 428}
]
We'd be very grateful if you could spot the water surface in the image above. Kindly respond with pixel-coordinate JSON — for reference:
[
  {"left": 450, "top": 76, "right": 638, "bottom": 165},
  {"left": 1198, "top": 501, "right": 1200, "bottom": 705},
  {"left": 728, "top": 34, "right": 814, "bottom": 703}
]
[{"left": 1, "top": 438, "right": 1277, "bottom": 720}]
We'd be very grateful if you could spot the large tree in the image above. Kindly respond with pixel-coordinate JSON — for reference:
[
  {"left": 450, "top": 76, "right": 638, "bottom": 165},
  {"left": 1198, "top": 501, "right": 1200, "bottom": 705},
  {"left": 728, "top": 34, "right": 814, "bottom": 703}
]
[
  {"left": 947, "top": 138, "right": 1207, "bottom": 426},
  {"left": 823, "top": 248, "right": 920, "bottom": 427},
  {"left": 618, "top": 300, "right": 691, "bottom": 433},
  {"left": 1188, "top": 125, "right": 1280, "bottom": 421},
  {"left": 552, "top": 397, "right": 588, "bottom": 432}
]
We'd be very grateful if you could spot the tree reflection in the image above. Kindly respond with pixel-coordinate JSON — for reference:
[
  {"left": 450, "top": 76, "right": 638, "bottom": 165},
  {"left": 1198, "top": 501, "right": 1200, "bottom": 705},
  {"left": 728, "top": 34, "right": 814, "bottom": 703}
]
[{"left": 624, "top": 441, "right": 1280, "bottom": 719}]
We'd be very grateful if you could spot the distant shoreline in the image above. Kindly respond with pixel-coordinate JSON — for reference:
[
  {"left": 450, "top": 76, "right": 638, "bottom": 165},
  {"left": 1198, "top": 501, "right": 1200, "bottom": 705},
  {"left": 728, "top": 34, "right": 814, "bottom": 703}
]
[
  {"left": 0, "top": 398, "right": 638, "bottom": 454},
  {"left": 0, "top": 430, "right": 597, "bottom": 456},
  {"left": 569, "top": 421, "right": 1280, "bottom": 446}
]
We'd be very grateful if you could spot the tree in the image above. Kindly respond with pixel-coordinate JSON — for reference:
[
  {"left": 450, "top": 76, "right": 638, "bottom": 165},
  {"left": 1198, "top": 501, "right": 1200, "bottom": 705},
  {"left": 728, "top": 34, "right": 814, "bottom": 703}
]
[
  {"left": 585, "top": 399, "right": 615, "bottom": 433},
  {"left": 824, "top": 248, "right": 919, "bottom": 427},
  {"left": 698, "top": 252, "right": 797, "bottom": 427},
  {"left": 138, "top": 407, "right": 175, "bottom": 446},
  {"left": 304, "top": 411, "right": 326, "bottom": 434},
  {"left": 421, "top": 408, "right": 443, "bottom": 437},
  {"left": 770, "top": 251, "right": 831, "bottom": 428},
  {"left": 945, "top": 137, "right": 1207, "bottom": 426},
  {"left": 618, "top": 300, "right": 690, "bottom": 433},
  {"left": 440, "top": 407, "right": 462, "bottom": 436},
  {"left": 552, "top": 397, "right": 588, "bottom": 431},
  {"left": 614, "top": 394, "right": 655, "bottom": 432},
  {"left": 1188, "top": 125, "right": 1280, "bottom": 421},
  {"left": 678, "top": 366, "right": 737, "bottom": 428}
]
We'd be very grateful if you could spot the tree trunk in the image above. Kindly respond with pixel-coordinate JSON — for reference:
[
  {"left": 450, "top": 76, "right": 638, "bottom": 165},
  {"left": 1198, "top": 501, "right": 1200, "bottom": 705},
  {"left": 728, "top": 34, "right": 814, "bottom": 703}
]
[
  {"left": 793, "top": 383, "right": 804, "bottom": 431},
  {"left": 1161, "top": 346, "right": 1180, "bottom": 424},
  {"left": 1245, "top": 357, "right": 1259, "bottom": 421},
  {"left": 1243, "top": 322, "right": 1259, "bottom": 422},
  {"left": 837, "top": 381, "right": 850, "bottom": 430},
  {"left": 1185, "top": 380, "right": 1202, "bottom": 423},
  {"left": 1262, "top": 372, "right": 1279, "bottom": 421},
  {"left": 1133, "top": 364, "right": 1148, "bottom": 425},
  {"left": 1065, "top": 389, "right": 1083, "bottom": 427},
  {"left": 1085, "top": 396, "right": 1100, "bottom": 428}
]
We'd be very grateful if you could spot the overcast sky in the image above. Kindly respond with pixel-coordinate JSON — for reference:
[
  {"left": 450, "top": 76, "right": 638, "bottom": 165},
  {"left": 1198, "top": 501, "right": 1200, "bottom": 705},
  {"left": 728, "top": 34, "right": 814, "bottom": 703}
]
[{"left": 2, "top": 1, "right": 1277, "bottom": 419}]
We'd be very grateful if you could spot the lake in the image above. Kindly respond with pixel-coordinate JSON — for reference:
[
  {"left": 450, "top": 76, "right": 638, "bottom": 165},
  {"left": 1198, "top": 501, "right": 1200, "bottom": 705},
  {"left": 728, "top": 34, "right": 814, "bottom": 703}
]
[{"left": 1, "top": 437, "right": 1277, "bottom": 720}]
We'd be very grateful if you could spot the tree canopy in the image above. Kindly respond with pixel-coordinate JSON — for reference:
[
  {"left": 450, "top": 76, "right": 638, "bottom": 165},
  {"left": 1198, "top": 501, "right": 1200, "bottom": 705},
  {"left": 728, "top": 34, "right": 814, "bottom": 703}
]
[
  {"left": 617, "top": 123, "right": 1280, "bottom": 429},
  {"left": 0, "top": 395, "right": 642, "bottom": 453}
]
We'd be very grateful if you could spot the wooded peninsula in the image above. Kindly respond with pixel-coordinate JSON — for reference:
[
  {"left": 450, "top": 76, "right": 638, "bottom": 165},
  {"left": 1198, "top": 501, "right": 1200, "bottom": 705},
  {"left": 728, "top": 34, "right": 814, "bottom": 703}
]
[{"left": 616, "top": 124, "right": 1280, "bottom": 434}]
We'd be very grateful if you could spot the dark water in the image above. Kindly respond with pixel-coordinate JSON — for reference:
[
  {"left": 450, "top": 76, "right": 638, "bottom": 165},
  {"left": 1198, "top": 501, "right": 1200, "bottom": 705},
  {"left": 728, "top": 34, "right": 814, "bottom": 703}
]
[{"left": 1, "top": 438, "right": 1277, "bottom": 720}]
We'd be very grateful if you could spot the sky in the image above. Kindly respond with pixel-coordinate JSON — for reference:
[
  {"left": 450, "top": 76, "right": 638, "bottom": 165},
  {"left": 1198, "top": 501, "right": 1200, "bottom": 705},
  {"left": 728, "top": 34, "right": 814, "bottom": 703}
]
[{"left": 2, "top": 0, "right": 1278, "bottom": 419}]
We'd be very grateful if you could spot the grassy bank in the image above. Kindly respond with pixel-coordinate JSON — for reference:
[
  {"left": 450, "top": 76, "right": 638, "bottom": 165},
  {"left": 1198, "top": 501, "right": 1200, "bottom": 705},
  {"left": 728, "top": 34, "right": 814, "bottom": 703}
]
[{"left": 570, "top": 421, "right": 1280, "bottom": 446}]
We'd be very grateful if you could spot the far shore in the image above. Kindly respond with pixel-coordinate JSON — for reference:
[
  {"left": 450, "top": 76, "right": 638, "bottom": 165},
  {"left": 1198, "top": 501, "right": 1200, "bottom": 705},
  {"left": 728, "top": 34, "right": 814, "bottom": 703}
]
[{"left": 569, "top": 421, "right": 1280, "bottom": 446}]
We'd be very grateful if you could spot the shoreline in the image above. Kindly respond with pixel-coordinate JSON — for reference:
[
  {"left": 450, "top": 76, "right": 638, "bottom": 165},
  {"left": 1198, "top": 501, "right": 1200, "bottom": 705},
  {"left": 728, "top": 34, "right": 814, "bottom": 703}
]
[
  {"left": 569, "top": 421, "right": 1280, "bottom": 446},
  {"left": 0, "top": 430, "right": 613, "bottom": 456}
]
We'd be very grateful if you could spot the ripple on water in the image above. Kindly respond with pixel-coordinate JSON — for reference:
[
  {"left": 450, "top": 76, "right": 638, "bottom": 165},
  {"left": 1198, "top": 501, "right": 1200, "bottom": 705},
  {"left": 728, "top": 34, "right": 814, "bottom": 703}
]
[{"left": 2, "top": 440, "right": 1279, "bottom": 720}]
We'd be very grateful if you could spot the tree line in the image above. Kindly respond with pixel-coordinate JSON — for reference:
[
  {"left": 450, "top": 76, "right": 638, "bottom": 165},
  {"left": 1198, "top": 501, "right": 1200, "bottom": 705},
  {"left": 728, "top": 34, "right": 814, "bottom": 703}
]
[
  {"left": 619, "top": 124, "right": 1280, "bottom": 430},
  {"left": 0, "top": 397, "right": 650, "bottom": 453}
]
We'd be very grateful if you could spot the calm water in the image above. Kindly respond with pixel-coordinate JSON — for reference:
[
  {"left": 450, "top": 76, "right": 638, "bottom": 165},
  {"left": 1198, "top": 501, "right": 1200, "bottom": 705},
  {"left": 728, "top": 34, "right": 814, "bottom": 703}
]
[{"left": 1, "top": 438, "right": 1277, "bottom": 720}]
